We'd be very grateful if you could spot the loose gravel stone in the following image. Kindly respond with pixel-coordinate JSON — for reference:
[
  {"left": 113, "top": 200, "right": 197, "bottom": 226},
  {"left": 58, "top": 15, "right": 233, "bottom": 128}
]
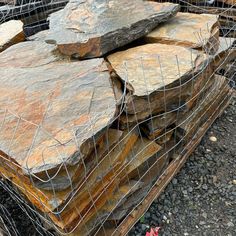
[
  {"left": 209, "top": 136, "right": 217, "bottom": 142},
  {"left": 202, "top": 184, "right": 208, "bottom": 190},
  {"left": 172, "top": 178, "right": 178, "bottom": 185}
]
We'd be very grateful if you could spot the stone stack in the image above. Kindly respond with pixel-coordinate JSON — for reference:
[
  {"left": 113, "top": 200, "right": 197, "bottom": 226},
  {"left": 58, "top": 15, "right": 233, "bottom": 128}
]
[{"left": 0, "top": 0, "right": 234, "bottom": 235}]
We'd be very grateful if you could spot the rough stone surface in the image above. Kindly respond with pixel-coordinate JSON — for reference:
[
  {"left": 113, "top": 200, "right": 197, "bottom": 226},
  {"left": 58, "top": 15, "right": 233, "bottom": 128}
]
[
  {"left": 0, "top": 0, "right": 15, "bottom": 4},
  {"left": 34, "top": 129, "right": 123, "bottom": 191},
  {"left": 0, "top": 41, "right": 117, "bottom": 175},
  {"left": 217, "top": 37, "right": 236, "bottom": 54},
  {"left": 177, "top": 75, "right": 230, "bottom": 140},
  {"left": 28, "top": 30, "right": 49, "bottom": 41},
  {"left": 108, "top": 43, "right": 202, "bottom": 96},
  {"left": 46, "top": 0, "right": 179, "bottom": 58},
  {"left": 214, "top": 37, "right": 236, "bottom": 70},
  {"left": 107, "top": 43, "right": 208, "bottom": 114},
  {"left": 0, "top": 20, "right": 24, "bottom": 52},
  {"left": 145, "top": 12, "right": 219, "bottom": 53},
  {"left": 0, "top": 41, "right": 59, "bottom": 68}
]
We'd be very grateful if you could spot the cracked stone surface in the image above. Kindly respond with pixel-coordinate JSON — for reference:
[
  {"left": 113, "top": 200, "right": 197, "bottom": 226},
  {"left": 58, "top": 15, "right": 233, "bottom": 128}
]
[
  {"left": 46, "top": 0, "right": 179, "bottom": 58},
  {"left": 0, "top": 41, "right": 118, "bottom": 175}
]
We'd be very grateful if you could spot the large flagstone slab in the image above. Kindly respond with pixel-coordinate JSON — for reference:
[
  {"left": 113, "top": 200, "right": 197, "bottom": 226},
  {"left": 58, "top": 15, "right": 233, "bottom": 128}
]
[
  {"left": 0, "top": 42, "right": 118, "bottom": 175},
  {"left": 145, "top": 12, "right": 219, "bottom": 53},
  {"left": 107, "top": 43, "right": 210, "bottom": 115},
  {"left": 46, "top": 0, "right": 179, "bottom": 58}
]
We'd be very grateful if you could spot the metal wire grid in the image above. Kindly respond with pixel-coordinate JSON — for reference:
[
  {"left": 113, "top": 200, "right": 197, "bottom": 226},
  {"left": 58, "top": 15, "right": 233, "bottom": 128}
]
[
  {"left": 0, "top": 0, "right": 235, "bottom": 235},
  {"left": 0, "top": 203, "right": 19, "bottom": 236},
  {"left": 0, "top": 0, "right": 68, "bottom": 36}
]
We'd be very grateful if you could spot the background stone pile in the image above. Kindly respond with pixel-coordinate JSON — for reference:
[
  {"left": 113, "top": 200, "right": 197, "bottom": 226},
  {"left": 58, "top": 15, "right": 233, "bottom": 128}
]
[{"left": 0, "top": 0, "right": 235, "bottom": 235}]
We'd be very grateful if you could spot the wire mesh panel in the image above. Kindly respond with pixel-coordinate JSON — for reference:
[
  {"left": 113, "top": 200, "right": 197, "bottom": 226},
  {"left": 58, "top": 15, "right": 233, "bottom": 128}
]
[
  {"left": 0, "top": 0, "right": 68, "bottom": 36},
  {"left": 0, "top": 0, "right": 235, "bottom": 235}
]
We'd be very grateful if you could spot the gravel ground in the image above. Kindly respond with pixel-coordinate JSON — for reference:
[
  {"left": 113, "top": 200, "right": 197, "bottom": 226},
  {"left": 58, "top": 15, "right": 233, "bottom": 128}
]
[
  {"left": 0, "top": 96, "right": 235, "bottom": 236},
  {"left": 0, "top": 182, "right": 45, "bottom": 236},
  {"left": 130, "top": 95, "right": 236, "bottom": 236}
]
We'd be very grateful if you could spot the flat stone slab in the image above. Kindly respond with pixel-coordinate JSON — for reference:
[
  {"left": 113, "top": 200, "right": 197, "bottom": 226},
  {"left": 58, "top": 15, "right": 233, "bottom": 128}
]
[
  {"left": 107, "top": 43, "right": 209, "bottom": 115},
  {"left": 46, "top": 0, "right": 179, "bottom": 58},
  {"left": 0, "top": 41, "right": 118, "bottom": 175},
  {"left": 28, "top": 30, "right": 49, "bottom": 41},
  {"left": 213, "top": 37, "right": 236, "bottom": 70},
  {"left": 188, "top": 4, "right": 236, "bottom": 17},
  {"left": 217, "top": 37, "right": 236, "bottom": 54},
  {"left": 218, "top": 0, "right": 236, "bottom": 5},
  {"left": 0, "top": 41, "right": 59, "bottom": 68},
  {"left": 177, "top": 74, "right": 230, "bottom": 139},
  {"left": 0, "top": 20, "right": 24, "bottom": 52},
  {"left": 145, "top": 12, "right": 219, "bottom": 53},
  {"left": 34, "top": 129, "right": 123, "bottom": 191}
]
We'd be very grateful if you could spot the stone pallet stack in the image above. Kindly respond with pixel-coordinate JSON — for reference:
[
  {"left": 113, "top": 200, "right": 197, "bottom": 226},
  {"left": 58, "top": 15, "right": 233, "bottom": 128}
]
[{"left": 0, "top": 0, "right": 234, "bottom": 235}]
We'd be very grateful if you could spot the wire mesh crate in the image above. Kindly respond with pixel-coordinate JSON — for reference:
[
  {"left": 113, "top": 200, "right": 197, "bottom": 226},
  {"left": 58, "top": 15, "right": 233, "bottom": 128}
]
[{"left": 0, "top": 0, "right": 235, "bottom": 235}]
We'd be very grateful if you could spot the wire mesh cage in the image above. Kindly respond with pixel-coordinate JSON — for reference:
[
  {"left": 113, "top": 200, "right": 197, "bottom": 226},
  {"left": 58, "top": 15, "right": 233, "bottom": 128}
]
[
  {"left": 0, "top": 0, "right": 235, "bottom": 236},
  {"left": 0, "top": 0, "right": 68, "bottom": 36}
]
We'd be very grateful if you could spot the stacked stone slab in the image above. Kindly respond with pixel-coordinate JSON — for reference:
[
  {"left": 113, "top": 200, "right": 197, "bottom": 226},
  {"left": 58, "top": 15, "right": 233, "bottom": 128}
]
[
  {"left": 145, "top": 12, "right": 220, "bottom": 54},
  {"left": 0, "top": 20, "right": 24, "bottom": 51},
  {"left": 150, "top": 0, "right": 236, "bottom": 37},
  {"left": 46, "top": 0, "right": 179, "bottom": 58},
  {"left": 0, "top": 1, "right": 234, "bottom": 235},
  {"left": 188, "top": 2, "right": 236, "bottom": 38},
  {"left": 215, "top": 37, "right": 236, "bottom": 82},
  {"left": 0, "top": 41, "right": 122, "bottom": 231}
]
